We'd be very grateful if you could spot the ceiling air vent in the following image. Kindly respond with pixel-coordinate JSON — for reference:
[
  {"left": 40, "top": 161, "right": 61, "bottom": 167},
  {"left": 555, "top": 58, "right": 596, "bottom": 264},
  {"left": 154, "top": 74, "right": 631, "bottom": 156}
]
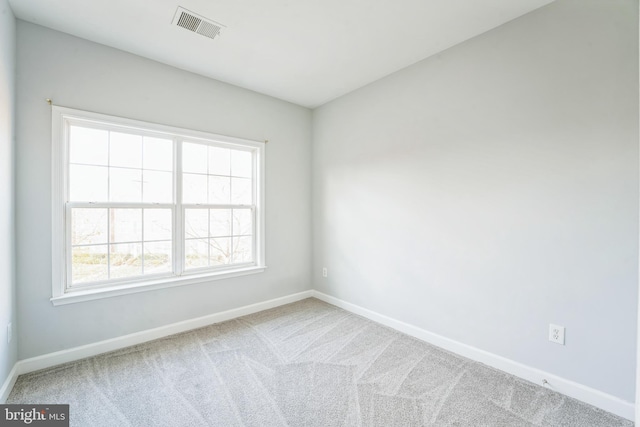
[{"left": 172, "top": 7, "right": 225, "bottom": 40}]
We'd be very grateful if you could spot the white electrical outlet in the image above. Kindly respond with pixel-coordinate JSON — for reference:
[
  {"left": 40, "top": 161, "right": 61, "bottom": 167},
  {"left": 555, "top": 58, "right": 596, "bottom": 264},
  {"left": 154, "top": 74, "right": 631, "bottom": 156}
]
[
  {"left": 7, "top": 322, "right": 12, "bottom": 344},
  {"left": 322, "top": 267, "right": 328, "bottom": 278},
  {"left": 549, "top": 324, "right": 565, "bottom": 345}
]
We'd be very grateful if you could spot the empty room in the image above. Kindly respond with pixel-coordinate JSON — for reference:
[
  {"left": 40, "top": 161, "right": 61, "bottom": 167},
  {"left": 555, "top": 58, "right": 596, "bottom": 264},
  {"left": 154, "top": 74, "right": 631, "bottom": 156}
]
[{"left": 0, "top": 0, "right": 638, "bottom": 425}]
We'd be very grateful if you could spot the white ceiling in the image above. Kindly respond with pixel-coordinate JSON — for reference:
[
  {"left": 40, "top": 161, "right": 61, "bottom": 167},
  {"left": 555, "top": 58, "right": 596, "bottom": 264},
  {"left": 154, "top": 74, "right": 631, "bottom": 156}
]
[{"left": 8, "top": 0, "right": 554, "bottom": 108}]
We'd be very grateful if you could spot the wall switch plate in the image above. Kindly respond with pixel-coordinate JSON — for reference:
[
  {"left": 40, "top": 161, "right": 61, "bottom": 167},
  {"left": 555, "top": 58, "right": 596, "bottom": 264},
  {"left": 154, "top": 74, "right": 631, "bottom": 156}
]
[
  {"left": 7, "top": 322, "right": 12, "bottom": 344},
  {"left": 549, "top": 324, "right": 565, "bottom": 345},
  {"left": 322, "top": 267, "right": 328, "bottom": 278}
]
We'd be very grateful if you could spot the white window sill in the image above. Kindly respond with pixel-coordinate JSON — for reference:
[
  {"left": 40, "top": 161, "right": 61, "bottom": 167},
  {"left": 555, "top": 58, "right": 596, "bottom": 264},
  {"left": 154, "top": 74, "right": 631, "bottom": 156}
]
[{"left": 50, "top": 266, "right": 267, "bottom": 306}]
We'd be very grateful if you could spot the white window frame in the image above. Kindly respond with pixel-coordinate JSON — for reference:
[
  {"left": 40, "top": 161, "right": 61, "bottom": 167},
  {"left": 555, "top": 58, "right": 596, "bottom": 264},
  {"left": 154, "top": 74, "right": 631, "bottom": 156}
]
[{"left": 51, "top": 106, "right": 266, "bottom": 305}]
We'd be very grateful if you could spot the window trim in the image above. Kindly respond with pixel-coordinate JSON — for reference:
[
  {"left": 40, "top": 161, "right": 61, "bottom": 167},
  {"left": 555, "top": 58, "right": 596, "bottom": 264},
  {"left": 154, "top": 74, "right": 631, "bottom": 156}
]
[{"left": 51, "top": 106, "right": 266, "bottom": 305}]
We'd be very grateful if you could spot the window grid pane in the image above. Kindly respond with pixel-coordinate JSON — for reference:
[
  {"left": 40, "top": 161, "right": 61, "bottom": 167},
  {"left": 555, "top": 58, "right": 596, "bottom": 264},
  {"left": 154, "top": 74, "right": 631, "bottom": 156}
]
[
  {"left": 61, "top": 112, "right": 261, "bottom": 291},
  {"left": 183, "top": 207, "right": 254, "bottom": 271},
  {"left": 182, "top": 142, "right": 254, "bottom": 206},
  {"left": 68, "top": 126, "right": 174, "bottom": 204},
  {"left": 71, "top": 245, "right": 108, "bottom": 284},
  {"left": 69, "top": 206, "right": 173, "bottom": 285}
]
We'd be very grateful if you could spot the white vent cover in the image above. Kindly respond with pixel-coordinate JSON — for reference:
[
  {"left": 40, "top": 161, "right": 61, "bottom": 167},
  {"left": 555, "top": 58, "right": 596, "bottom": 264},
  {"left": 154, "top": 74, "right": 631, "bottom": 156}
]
[{"left": 172, "top": 7, "right": 225, "bottom": 40}]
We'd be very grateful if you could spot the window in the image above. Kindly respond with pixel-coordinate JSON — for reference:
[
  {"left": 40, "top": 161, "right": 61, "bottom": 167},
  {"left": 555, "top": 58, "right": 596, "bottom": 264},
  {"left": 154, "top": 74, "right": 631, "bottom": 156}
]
[{"left": 51, "top": 107, "right": 265, "bottom": 304}]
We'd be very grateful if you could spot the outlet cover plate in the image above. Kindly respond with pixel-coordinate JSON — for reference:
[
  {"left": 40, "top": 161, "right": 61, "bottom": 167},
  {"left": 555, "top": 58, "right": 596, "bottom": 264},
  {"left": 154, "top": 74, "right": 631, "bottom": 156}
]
[{"left": 549, "top": 324, "right": 565, "bottom": 345}]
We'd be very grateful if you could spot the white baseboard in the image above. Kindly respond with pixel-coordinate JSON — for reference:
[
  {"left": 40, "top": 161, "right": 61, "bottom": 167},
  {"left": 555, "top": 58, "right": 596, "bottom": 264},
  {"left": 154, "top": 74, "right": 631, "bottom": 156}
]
[
  {"left": 311, "top": 290, "right": 635, "bottom": 422},
  {"left": 16, "top": 290, "right": 313, "bottom": 376},
  {"left": 0, "top": 363, "right": 19, "bottom": 403}
]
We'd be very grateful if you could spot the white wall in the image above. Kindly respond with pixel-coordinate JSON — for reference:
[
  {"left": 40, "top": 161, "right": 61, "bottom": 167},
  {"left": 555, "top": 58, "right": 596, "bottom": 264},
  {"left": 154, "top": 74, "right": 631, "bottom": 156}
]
[
  {"left": 312, "top": 0, "right": 638, "bottom": 402},
  {"left": 0, "top": 0, "right": 16, "bottom": 391},
  {"left": 15, "top": 22, "right": 312, "bottom": 359}
]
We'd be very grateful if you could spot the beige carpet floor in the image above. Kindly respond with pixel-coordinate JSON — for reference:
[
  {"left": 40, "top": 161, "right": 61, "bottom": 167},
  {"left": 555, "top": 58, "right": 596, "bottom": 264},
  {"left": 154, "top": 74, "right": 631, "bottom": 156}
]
[{"left": 7, "top": 298, "right": 633, "bottom": 426}]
